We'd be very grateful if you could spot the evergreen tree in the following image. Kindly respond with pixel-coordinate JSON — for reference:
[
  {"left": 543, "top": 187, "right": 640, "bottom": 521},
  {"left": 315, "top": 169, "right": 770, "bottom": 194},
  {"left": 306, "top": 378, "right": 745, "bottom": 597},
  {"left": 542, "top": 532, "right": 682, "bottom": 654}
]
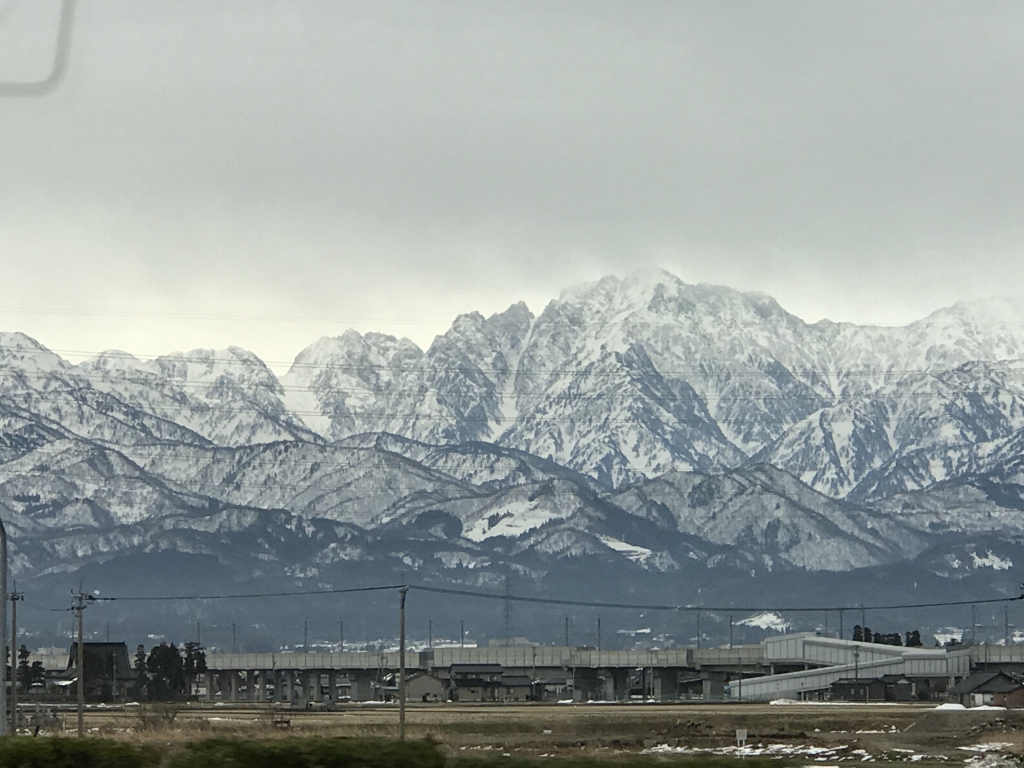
[
  {"left": 132, "top": 644, "right": 148, "bottom": 699},
  {"left": 852, "top": 625, "right": 864, "bottom": 642},
  {"left": 16, "top": 645, "right": 30, "bottom": 691},
  {"left": 863, "top": 627, "right": 873, "bottom": 643},
  {"left": 28, "top": 660, "right": 45, "bottom": 689},
  {"left": 183, "top": 642, "right": 207, "bottom": 697},
  {"left": 146, "top": 643, "right": 186, "bottom": 700}
]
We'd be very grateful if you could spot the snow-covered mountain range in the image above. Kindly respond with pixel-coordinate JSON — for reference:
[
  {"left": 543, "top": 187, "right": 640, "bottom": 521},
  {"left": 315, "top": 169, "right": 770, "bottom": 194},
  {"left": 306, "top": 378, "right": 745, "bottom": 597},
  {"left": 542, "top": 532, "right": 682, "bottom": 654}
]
[{"left": 3, "top": 268, "right": 1024, "bottom": 634}]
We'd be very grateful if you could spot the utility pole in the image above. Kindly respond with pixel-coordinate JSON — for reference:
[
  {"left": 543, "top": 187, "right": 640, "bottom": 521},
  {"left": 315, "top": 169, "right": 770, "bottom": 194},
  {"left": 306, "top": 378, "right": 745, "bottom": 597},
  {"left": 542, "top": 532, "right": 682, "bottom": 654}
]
[
  {"left": 9, "top": 585, "right": 23, "bottom": 735},
  {"left": 971, "top": 604, "right": 978, "bottom": 645},
  {"left": 72, "top": 587, "right": 91, "bottom": 738},
  {"left": 398, "top": 586, "right": 408, "bottom": 741},
  {"left": 231, "top": 622, "right": 237, "bottom": 654},
  {"left": 597, "top": 617, "right": 601, "bottom": 653},
  {"left": 839, "top": 608, "right": 844, "bottom": 641},
  {"left": 565, "top": 616, "right": 570, "bottom": 647},
  {"left": 503, "top": 577, "right": 513, "bottom": 646},
  {"left": 340, "top": 620, "right": 344, "bottom": 651},
  {"left": 1005, "top": 606, "right": 1014, "bottom": 647},
  {"left": 696, "top": 611, "right": 701, "bottom": 650},
  {"left": 303, "top": 620, "right": 308, "bottom": 653},
  {"left": 0, "top": 518, "right": 8, "bottom": 737},
  {"left": 460, "top": 620, "right": 464, "bottom": 648},
  {"left": 428, "top": 620, "right": 433, "bottom": 649},
  {"left": 728, "top": 615, "right": 733, "bottom": 649},
  {"left": 197, "top": 621, "right": 201, "bottom": 646}
]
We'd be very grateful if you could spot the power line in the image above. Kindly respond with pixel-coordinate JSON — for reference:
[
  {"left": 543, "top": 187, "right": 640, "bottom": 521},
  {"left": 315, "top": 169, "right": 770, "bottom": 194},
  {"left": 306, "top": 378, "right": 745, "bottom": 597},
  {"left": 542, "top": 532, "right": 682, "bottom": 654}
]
[
  {"left": 78, "top": 580, "right": 1024, "bottom": 615},
  {"left": 92, "top": 584, "right": 403, "bottom": 603}
]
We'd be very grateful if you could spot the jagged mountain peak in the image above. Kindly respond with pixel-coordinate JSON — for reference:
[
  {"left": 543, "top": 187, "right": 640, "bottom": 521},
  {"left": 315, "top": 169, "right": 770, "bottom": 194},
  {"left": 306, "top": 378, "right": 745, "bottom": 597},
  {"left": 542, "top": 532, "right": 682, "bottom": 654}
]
[
  {"left": 0, "top": 332, "right": 67, "bottom": 373},
  {"left": 287, "top": 331, "right": 422, "bottom": 373},
  {"left": 916, "top": 296, "right": 1024, "bottom": 326}
]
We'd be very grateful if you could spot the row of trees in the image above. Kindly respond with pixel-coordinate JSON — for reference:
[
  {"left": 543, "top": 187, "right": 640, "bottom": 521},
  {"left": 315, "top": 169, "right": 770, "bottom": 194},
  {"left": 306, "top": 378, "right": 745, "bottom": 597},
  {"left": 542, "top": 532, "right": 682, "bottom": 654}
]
[
  {"left": 851, "top": 625, "right": 923, "bottom": 647},
  {"left": 131, "top": 642, "right": 207, "bottom": 700}
]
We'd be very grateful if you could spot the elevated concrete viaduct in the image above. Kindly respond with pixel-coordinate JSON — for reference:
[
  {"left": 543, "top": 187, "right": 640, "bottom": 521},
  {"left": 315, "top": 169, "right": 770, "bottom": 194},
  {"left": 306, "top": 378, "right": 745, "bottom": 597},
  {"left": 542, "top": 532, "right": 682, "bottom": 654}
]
[
  {"left": 203, "top": 646, "right": 766, "bottom": 705},
  {"left": 202, "top": 635, "right": 979, "bottom": 706}
]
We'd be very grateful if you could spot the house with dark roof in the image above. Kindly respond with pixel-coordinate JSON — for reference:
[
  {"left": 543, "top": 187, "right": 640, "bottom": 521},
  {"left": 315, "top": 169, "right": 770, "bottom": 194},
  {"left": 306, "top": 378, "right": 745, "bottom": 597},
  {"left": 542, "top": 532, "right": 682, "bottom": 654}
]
[
  {"left": 58, "top": 643, "right": 133, "bottom": 701},
  {"left": 449, "top": 664, "right": 504, "bottom": 702},
  {"left": 499, "top": 674, "right": 533, "bottom": 702},
  {"left": 830, "top": 677, "right": 886, "bottom": 702},
  {"left": 949, "top": 670, "right": 1024, "bottom": 708},
  {"left": 830, "top": 674, "right": 916, "bottom": 702}
]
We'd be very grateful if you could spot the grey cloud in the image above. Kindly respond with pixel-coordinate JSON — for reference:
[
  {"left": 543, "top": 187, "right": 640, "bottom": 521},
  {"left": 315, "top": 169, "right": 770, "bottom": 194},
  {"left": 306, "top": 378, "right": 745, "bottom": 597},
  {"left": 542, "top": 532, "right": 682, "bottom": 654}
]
[{"left": 1, "top": 1, "right": 1022, "bottom": 363}]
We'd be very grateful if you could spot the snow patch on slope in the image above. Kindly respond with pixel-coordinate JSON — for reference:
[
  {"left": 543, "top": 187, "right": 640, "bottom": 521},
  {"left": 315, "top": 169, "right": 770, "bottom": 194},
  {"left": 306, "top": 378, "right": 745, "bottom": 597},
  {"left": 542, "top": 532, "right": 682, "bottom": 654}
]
[
  {"left": 736, "top": 612, "right": 791, "bottom": 632},
  {"left": 971, "top": 550, "right": 1012, "bottom": 570}
]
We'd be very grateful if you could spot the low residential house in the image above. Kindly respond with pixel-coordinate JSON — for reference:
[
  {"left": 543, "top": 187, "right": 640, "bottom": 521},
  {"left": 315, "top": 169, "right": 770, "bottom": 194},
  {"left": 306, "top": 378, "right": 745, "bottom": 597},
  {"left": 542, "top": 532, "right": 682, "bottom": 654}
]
[
  {"left": 499, "top": 674, "right": 533, "bottom": 702},
  {"left": 949, "top": 670, "right": 1024, "bottom": 708},
  {"left": 879, "top": 674, "right": 916, "bottom": 701},
  {"left": 405, "top": 672, "right": 445, "bottom": 702},
  {"left": 830, "top": 677, "right": 887, "bottom": 702},
  {"left": 449, "top": 664, "right": 504, "bottom": 702}
]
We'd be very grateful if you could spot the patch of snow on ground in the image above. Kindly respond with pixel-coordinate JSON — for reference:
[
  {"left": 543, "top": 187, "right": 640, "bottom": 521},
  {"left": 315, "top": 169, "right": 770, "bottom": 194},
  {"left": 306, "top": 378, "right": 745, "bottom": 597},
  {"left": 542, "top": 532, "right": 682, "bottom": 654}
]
[
  {"left": 965, "top": 755, "right": 1018, "bottom": 768},
  {"left": 643, "top": 743, "right": 848, "bottom": 758},
  {"left": 959, "top": 744, "right": 1014, "bottom": 752}
]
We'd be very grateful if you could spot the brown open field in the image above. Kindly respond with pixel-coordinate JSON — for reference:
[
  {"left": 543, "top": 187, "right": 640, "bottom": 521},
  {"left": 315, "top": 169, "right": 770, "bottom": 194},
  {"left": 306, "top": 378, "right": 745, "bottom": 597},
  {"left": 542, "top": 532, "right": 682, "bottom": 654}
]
[{"left": 53, "top": 701, "right": 1024, "bottom": 762}]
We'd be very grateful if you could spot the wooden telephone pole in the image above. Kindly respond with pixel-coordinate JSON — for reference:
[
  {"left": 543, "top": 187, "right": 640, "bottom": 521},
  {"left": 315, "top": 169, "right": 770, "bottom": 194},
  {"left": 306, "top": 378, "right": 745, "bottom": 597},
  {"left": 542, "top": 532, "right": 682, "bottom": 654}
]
[
  {"left": 9, "top": 586, "right": 23, "bottom": 734},
  {"left": 72, "top": 588, "right": 92, "bottom": 738},
  {"left": 398, "top": 586, "right": 408, "bottom": 741}
]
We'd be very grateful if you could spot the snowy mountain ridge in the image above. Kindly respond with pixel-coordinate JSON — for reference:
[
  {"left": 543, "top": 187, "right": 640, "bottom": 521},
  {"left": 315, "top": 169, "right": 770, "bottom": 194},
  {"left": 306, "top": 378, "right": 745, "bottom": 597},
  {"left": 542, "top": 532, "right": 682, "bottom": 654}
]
[{"left": 3, "top": 271, "right": 1024, "bottom": 603}]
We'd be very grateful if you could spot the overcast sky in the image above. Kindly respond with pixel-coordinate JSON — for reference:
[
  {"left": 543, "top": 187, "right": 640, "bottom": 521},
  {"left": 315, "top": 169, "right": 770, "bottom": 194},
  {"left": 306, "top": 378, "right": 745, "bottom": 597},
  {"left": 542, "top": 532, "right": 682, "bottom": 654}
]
[{"left": 2, "top": 1, "right": 1022, "bottom": 369}]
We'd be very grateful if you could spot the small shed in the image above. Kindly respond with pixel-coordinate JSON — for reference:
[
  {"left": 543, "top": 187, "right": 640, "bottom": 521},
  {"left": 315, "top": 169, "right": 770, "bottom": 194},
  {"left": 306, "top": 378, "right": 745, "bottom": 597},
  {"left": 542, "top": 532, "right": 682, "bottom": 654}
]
[{"left": 533, "top": 676, "right": 570, "bottom": 702}]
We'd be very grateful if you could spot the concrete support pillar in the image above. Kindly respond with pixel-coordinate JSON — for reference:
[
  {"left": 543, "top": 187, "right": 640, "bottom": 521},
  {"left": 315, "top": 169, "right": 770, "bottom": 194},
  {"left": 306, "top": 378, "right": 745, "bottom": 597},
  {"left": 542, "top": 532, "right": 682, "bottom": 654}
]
[
  {"left": 284, "top": 670, "right": 294, "bottom": 704},
  {"left": 255, "top": 671, "right": 265, "bottom": 702},
  {"left": 328, "top": 671, "right": 337, "bottom": 703},
  {"left": 703, "top": 671, "right": 726, "bottom": 701},
  {"left": 246, "top": 670, "right": 256, "bottom": 701},
  {"left": 312, "top": 671, "right": 323, "bottom": 702},
  {"left": 204, "top": 672, "right": 213, "bottom": 702},
  {"left": 230, "top": 671, "right": 239, "bottom": 702},
  {"left": 653, "top": 671, "right": 664, "bottom": 701}
]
